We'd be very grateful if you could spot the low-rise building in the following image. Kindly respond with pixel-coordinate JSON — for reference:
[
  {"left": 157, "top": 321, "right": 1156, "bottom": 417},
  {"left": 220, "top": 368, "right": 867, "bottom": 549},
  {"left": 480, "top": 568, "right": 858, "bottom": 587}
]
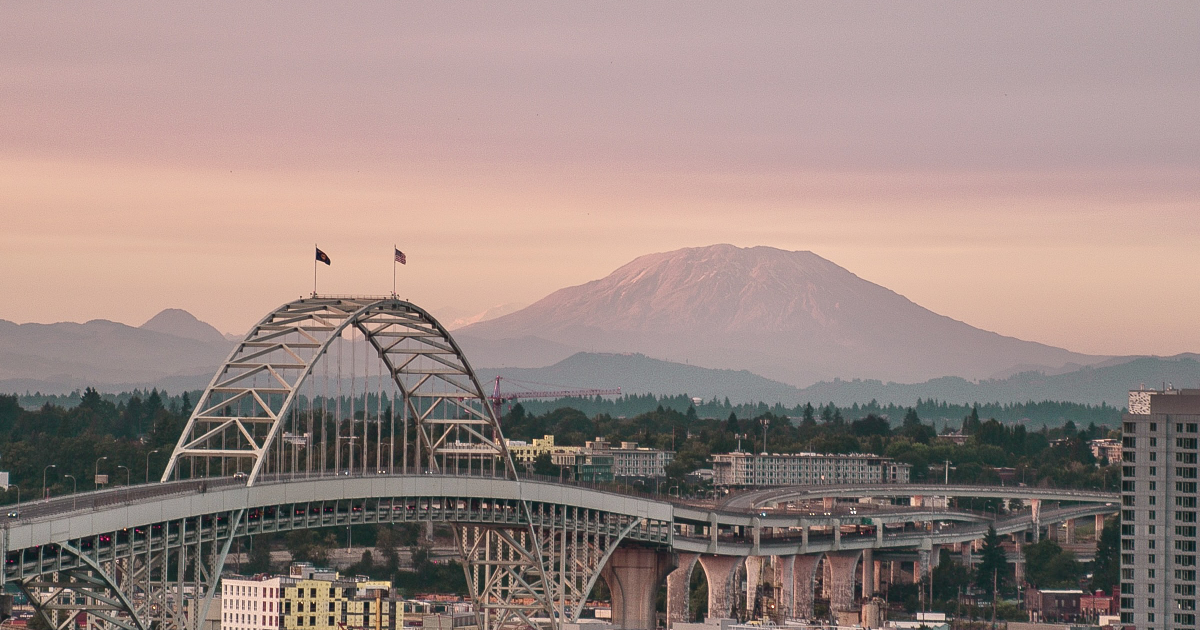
[
  {"left": 223, "top": 575, "right": 285, "bottom": 630},
  {"left": 1025, "top": 588, "right": 1084, "bottom": 623},
  {"left": 711, "top": 451, "right": 911, "bottom": 487},
  {"left": 505, "top": 435, "right": 580, "bottom": 465},
  {"left": 552, "top": 451, "right": 615, "bottom": 483},
  {"left": 1088, "top": 438, "right": 1121, "bottom": 464},
  {"left": 1080, "top": 590, "right": 1117, "bottom": 621},
  {"left": 279, "top": 564, "right": 391, "bottom": 630},
  {"left": 586, "top": 438, "right": 674, "bottom": 478},
  {"left": 548, "top": 437, "right": 675, "bottom": 481}
]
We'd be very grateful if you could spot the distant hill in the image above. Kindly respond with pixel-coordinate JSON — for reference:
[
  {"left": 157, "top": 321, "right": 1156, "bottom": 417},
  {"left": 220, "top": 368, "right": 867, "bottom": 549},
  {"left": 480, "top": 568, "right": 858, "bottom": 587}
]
[
  {"left": 478, "top": 351, "right": 1200, "bottom": 408},
  {"left": 0, "top": 310, "right": 232, "bottom": 395},
  {"left": 476, "top": 352, "right": 803, "bottom": 404},
  {"left": 140, "top": 308, "right": 229, "bottom": 344},
  {"left": 458, "top": 244, "right": 1106, "bottom": 386}
]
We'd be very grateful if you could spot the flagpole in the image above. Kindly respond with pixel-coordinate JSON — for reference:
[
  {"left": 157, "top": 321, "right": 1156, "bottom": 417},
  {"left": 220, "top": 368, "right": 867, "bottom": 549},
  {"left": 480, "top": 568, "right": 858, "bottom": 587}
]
[
  {"left": 392, "top": 244, "right": 397, "bottom": 297},
  {"left": 313, "top": 243, "right": 318, "bottom": 296}
]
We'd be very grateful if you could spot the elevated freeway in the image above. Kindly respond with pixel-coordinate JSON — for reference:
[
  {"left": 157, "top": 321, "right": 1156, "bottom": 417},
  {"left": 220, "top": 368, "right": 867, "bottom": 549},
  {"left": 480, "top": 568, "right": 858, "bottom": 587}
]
[{"left": 721, "top": 483, "right": 1118, "bottom": 509}]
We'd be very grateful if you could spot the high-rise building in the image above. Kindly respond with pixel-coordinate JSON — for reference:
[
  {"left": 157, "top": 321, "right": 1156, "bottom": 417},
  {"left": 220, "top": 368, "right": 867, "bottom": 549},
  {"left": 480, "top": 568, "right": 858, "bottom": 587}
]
[{"left": 1121, "top": 387, "right": 1200, "bottom": 629}]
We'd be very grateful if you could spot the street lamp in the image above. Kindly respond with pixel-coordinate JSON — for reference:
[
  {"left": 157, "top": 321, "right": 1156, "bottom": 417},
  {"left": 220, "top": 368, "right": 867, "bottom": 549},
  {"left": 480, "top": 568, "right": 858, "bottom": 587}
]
[
  {"left": 117, "top": 465, "right": 131, "bottom": 503},
  {"left": 760, "top": 417, "right": 770, "bottom": 454},
  {"left": 146, "top": 449, "right": 160, "bottom": 483},
  {"left": 95, "top": 456, "right": 108, "bottom": 489},
  {"left": 64, "top": 474, "right": 77, "bottom": 510},
  {"left": 42, "top": 464, "right": 57, "bottom": 500}
]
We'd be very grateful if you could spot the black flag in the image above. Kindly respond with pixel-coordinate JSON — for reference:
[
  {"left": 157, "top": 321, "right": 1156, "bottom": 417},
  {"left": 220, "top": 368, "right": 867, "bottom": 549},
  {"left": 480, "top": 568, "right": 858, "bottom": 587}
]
[{"left": 315, "top": 247, "right": 331, "bottom": 265}]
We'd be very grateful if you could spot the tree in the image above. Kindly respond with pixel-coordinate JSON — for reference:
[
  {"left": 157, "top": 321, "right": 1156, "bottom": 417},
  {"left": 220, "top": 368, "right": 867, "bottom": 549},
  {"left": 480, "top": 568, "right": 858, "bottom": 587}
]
[
  {"left": 724, "top": 412, "right": 739, "bottom": 434},
  {"left": 532, "top": 452, "right": 558, "bottom": 476},
  {"left": 931, "top": 549, "right": 972, "bottom": 602},
  {"left": 1023, "top": 539, "right": 1083, "bottom": 589},
  {"left": 245, "top": 535, "right": 272, "bottom": 574},
  {"left": 376, "top": 526, "right": 402, "bottom": 574},
  {"left": 975, "top": 525, "right": 1010, "bottom": 596},
  {"left": 850, "top": 414, "right": 891, "bottom": 437},
  {"left": 1091, "top": 517, "right": 1120, "bottom": 593}
]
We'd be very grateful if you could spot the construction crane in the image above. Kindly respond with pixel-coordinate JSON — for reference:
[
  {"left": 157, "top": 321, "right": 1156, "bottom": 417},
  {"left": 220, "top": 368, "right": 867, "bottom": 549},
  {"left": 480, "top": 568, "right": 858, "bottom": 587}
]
[{"left": 489, "top": 376, "right": 620, "bottom": 418}]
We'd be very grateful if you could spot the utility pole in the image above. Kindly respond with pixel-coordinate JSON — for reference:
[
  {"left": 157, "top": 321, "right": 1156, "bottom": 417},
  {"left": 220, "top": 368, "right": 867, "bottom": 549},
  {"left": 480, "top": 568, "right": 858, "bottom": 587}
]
[{"left": 991, "top": 568, "right": 998, "bottom": 629}]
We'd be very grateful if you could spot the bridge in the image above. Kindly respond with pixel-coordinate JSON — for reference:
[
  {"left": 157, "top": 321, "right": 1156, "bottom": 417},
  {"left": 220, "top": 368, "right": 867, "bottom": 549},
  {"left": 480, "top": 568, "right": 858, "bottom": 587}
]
[{"left": 0, "top": 296, "right": 1118, "bottom": 630}]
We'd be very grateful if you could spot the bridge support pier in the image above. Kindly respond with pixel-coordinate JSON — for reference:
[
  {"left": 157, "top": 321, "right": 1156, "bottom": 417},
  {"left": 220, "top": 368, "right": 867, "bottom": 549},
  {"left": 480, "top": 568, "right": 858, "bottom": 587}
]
[
  {"left": 1030, "top": 498, "right": 1042, "bottom": 542},
  {"left": 745, "top": 556, "right": 764, "bottom": 615},
  {"left": 698, "top": 555, "right": 744, "bottom": 621},
  {"left": 792, "top": 554, "right": 822, "bottom": 620},
  {"left": 861, "top": 549, "right": 874, "bottom": 598},
  {"left": 1065, "top": 518, "right": 1076, "bottom": 544},
  {"left": 774, "top": 555, "right": 795, "bottom": 619},
  {"left": 1095, "top": 513, "right": 1106, "bottom": 538},
  {"left": 602, "top": 547, "right": 675, "bottom": 630},
  {"left": 666, "top": 553, "right": 699, "bottom": 627},
  {"left": 824, "top": 551, "right": 861, "bottom": 616}
]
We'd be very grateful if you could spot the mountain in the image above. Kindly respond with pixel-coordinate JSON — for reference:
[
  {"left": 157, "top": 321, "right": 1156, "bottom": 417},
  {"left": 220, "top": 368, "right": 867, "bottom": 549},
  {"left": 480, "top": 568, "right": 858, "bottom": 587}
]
[
  {"left": 476, "top": 352, "right": 804, "bottom": 404},
  {"left": 457, "top": 244, "right": 1105, "bottom": 386},
  {"left": 0, "top": 309, "right": 233, "bottom": 394},
  {"left": 140, "top": 308, "right": 230, "bottom": 344}
]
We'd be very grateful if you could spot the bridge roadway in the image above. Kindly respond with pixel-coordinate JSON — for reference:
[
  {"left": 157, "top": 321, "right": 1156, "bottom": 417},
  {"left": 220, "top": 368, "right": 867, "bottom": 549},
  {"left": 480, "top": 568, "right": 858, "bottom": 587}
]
[
  {"left": 3, "top": 473, "right": 1116, "bottom": 562},
  {"left": 0, "top": 473, "right": 1117, "bottom": 630}
]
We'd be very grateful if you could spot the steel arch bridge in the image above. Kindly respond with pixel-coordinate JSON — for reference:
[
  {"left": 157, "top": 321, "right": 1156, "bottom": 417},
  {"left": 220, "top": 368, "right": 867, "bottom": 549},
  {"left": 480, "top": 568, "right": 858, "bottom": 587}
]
[{"left": 0, "top": 296, "right": 1121, "bottom": 630}]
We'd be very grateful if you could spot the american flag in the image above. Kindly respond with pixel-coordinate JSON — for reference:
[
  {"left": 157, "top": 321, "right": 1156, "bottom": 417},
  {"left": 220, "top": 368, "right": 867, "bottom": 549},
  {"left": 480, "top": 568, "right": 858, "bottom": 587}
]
[{"left": 394, "top": 248, "right": 406, "bottom": 265}]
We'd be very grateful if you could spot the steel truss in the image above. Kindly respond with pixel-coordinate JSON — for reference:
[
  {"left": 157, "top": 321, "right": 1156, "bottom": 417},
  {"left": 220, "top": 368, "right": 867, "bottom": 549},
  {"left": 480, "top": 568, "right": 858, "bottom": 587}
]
[
  {"left": 455, "top": 505, "right": 652, "bottom": 630},
  {"left": 11, "top": 510, "right": 245, "bottom": 630},
  {"left": 162, "top": 297, "right": 514, "bottom": 485}
]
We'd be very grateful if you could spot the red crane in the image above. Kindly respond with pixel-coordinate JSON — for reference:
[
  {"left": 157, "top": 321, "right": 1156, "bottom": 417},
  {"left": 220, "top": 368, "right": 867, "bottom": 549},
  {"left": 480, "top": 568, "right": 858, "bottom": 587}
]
[{"left": 489, "top": 376, "right": 621, "bottom": 418}]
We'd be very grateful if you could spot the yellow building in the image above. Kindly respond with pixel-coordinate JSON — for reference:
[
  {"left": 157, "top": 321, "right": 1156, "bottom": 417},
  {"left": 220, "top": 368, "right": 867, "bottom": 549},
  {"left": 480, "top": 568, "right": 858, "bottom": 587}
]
[
  {"left": 281, "top": 574, "right": 391, "bottom": 630},
  {"left": 505, "top": 435, "right": 580, "bottom": 465}
]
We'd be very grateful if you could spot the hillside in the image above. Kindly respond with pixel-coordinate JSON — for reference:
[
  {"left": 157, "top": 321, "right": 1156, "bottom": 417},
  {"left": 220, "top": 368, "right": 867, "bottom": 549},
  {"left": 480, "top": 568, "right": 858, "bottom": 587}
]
[
  {"left": 458, "top": 244, "right": 1104, "bottom": 386},
  {"left": 476, "top": 352, "right": 803, "bottom": 404},
  {"left": 0, "top": 311, "right": 232, "bottom": 394},
  {"left": 479, "top": 351, "right": 1200, "bottom": 408}
]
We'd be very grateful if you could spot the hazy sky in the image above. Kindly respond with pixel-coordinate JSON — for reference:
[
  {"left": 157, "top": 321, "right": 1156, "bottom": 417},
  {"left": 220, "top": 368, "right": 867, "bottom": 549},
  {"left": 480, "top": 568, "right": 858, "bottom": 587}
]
[{"left": 2, "top": 3, "right": 1198, "bottom": 356}]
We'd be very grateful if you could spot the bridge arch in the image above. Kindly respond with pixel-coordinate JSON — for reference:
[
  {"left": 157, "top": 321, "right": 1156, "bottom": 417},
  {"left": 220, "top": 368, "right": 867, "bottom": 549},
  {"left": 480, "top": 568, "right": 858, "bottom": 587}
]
[{"left": 163, "top": 296, "right": 515, "bottom": 485}]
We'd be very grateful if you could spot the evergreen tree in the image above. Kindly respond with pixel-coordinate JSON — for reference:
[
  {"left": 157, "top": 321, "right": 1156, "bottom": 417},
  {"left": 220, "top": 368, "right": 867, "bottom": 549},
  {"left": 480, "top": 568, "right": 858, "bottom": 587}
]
[
  {"left": 802, "top": 403, "right": 815, "bottom": 426},
  {"left": 975, "top": 525, "right": 1010, "bottom": 596},
  {"left": 724, "top": 412, "right": 739, "bottom": 434}
]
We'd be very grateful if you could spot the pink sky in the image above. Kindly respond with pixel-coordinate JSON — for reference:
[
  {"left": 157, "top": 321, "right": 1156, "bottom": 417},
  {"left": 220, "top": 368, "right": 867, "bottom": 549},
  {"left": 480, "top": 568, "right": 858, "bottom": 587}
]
[{"left": 2, "top": 3, "right": 1198, "bottom": 356}]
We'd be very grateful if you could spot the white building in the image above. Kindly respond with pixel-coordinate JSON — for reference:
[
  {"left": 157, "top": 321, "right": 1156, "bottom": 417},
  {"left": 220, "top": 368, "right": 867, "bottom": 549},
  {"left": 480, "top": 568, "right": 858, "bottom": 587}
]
[
  {"left": 711, "top": 451, "right": 910, "bottom": 487},
  {"left": 223, "top": 575, "right": 286, "bottom": 630},
  {"left": 585, "top": 438, "right": 674, "bottom": 478}
]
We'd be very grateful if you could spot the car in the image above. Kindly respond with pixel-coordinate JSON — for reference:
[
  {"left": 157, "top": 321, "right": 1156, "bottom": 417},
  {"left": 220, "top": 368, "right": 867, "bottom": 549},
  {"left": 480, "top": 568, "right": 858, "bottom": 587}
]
[
  {"left": 233, "top": 472, "right": 248, "bottom": 480},
  {"left": 7, "top": 511, "right": 18, "bottom": 518}
]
